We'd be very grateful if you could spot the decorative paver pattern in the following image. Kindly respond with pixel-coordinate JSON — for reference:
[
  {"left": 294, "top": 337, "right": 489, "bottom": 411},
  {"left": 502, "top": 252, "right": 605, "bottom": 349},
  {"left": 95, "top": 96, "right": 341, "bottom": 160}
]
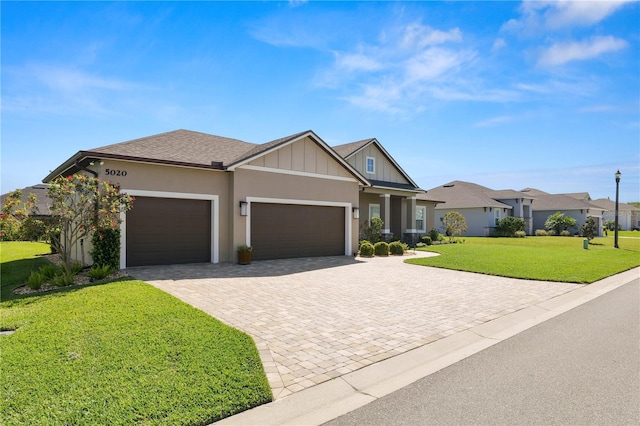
[{"left": 129, "top": 253, "right": 580, "bottom": 399}]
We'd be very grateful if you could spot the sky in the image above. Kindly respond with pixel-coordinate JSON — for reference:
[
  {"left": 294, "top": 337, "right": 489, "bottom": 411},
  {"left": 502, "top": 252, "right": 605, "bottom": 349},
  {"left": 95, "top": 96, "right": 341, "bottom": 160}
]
[{"left": 2, "top": 0, "right": 639, "bottom": 202}]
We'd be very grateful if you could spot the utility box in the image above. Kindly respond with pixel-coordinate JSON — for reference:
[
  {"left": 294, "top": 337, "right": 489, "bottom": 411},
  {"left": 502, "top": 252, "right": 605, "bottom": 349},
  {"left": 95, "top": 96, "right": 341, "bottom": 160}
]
[{"left": 583, "top": 238, "right": 589, "bottom": 250}]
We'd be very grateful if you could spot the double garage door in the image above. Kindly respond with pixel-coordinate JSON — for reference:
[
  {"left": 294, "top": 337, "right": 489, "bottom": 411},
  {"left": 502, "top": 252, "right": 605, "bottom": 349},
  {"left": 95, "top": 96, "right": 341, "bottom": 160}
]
[
  {"left": 126, "top": 197, "right": 211, "bottom": 267},
  {"left": 126, "top": 198, "right": 345, "bottom": 266}
]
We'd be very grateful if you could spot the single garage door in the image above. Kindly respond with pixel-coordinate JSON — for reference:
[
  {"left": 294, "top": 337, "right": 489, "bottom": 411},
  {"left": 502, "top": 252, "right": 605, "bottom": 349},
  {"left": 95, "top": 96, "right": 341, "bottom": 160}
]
[
  {"left": 126, "top": 197, "right": 211, "bottom": 267},
  {"left": 251, "top": 203, "right": 345, "bottom": 260}
]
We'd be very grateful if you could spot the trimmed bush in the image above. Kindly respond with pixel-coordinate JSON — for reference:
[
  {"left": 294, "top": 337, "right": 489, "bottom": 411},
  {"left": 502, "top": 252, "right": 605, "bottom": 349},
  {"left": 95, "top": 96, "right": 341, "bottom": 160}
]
[
  {"left": 547, "top": 229, "right": 557, "bottom": 236},
  {"left": 496, "top": 216, "right": 526, "bottom": 237},
  {"left": 421, "top": 235, "right": 432, "bottom": 245},
  {"left": 27, "top": 271, "right": 45, "bottom": 290},
  {"left": 389, "top": 241, "right": 405, "bottom": 255},
  {"left": 560, "top": 230, "right": 571, "bottom": 237},
  {"left": 359, "top": 241, "right": 374, "bottom": 257},
  {"left": 374, "top": 241, "right": 389, "bottom": 256},
  {"left": 429, "top": 229, "right": 440, "bottom": 242},
  {"left": 91, "top": 228, "right": 121, "bottom": 269},
  {"left": 535, "top": 229, "right": 548, "bottom": 236},
  {"left": 515, "top": 231, "right": 526, "bottom": 238}
]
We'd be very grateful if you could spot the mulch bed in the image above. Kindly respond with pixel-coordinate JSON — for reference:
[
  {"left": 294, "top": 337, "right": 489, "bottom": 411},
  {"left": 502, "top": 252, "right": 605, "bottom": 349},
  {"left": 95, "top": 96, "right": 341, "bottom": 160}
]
[{"left": 13, "top": 253, "right": 128, "bottom": 296}]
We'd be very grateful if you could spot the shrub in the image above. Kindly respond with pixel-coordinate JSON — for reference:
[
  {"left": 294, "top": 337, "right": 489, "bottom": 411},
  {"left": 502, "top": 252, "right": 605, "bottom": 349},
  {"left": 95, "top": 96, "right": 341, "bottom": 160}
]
[
  {"left": 515, "top": 231, "right": 526, "bottom": 238},
  {"left": 389, "top": 241, "right": 405, "bottom": 255},
  {"left": 496, "top": 216, "right": 526, "bottom": 237},
  {"left": 535, "top": 229, "right": 548, "bottom": 236},
  {"left": 89, "top": 264, "right": 116, "bottom": 280},
  {"left": 54, "top": 270, "right": 76, "bottom": 287},
  {"left": 581, "top": 217, "right": 598, "bottom": 241},
  {"left": 416, "top": 242, "right": 426, "bottom": 248},
  {"left": 27, "top": 271, "right": 45, "bottom": 290},
  {"left": 429, "top": 228, "right": 440, "bottom": 242},
  {"left": 560, "top": 230, "right": 571, "bottom": 237},
  {"left": 70, "top": 261, "right": 84, "bottom": 274},
  {"left": 421, "top": 235, "right": 432, "bottom": 245},
  {"left": 91, "top": 228, "right": 121, "bottom": 269},
  {"left": 545, "top": 212, "right": 577, "bottom": 235},
  {"left": 361, "top": 217, "right": 384, "bottom": 244},
  {"left": 374, "top": 241, "right": 389, "bottom": 256},
  {"left": 359, "top": 241, "right": 374, "bottom": 257},
  {"left": 39, "top": 264, "right": 59, "bottom": 280},
  {"left": 547, "top": 229, "right": 557, "bottom": 236}
]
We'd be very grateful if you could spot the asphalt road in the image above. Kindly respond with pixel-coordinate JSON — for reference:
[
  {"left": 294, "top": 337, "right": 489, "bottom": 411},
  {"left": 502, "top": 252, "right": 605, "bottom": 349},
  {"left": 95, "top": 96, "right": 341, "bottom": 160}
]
[{"left": 325, "top": 278, "right": 640, "bottom": 426}]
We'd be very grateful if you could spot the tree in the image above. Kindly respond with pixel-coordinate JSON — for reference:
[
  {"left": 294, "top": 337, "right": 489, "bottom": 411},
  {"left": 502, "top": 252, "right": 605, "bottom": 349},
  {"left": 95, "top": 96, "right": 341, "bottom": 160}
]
[
  {"left": 581, "top": 217, "right": 598, "bottom": 241},
  {"left": 48, "top": 174, "right": 133, "bottom": 273},
  {"left": 441, "top": 211, "right": 467, "bottom": 241},
  {"left": 495, "top": 216, "right": 526, "bottom": 237},
  {"left": 0, "top": 189, "right": 38, "bottom": 241},
  {"left": 604, "top": 219, "right": 621, "bottom": 231},
  {"left": 544, "top": 212, "right": 577, "bottom": 235},
  {"left": 361, "top": 216, "right": 384, "bottom": 243}
]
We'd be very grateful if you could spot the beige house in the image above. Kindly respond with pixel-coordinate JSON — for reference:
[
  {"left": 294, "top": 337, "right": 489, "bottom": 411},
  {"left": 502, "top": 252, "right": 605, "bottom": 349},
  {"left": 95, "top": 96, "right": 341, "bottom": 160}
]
[{"left": 44, "top": 129, "right": 439, "bottom": 267}]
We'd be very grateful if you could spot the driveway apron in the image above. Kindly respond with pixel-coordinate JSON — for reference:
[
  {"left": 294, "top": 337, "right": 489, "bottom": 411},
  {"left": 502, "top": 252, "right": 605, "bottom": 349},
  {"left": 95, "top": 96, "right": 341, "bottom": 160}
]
[{"left": 129, "top": 253, "right": 580, "bottom": 399}]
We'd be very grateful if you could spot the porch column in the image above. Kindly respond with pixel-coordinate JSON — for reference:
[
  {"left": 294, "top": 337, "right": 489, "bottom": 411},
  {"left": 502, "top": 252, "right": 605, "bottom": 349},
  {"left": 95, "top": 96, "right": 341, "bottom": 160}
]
[
  {"left": 380, "top": 194, "right": 391, "bottom": 234},
  {"left": 405, "top": 196, "right": 417, "bottom": 233}
]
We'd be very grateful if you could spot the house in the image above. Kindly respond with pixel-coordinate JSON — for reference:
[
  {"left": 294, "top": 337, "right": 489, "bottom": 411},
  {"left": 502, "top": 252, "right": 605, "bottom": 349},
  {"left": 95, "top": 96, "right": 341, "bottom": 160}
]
[
  {"left": 333, "top": 138, "right": 441, "bottom": 244},
  {"left": 425, "top": 181, "right": 535, "bottom": 236},
  {"left": 520, "top": 188, "right": 606, "bottom": 236},
  {"left": 590, "top": 198, "right": 640, "bottom": 230},
  {"left": 0, "top": 184, "right": 52, "bottom": 217},
  {"left": 43, "top": 129, "right": 440, "bottom": 268}
]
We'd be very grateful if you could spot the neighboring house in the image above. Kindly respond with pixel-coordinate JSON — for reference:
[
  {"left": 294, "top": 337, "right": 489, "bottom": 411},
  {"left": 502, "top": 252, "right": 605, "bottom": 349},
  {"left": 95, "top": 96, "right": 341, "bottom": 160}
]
[
  {"left": 590, "top": 198, "right": 640, "bottom": 230},
  {"left": 333, "top": 138, "right": 440, "bottom": 244},
  {"left": 425, "top": 181, "right": 535, "bottom": 236},
  {"left": 520, "top": 188, "right": 605, "bottom": 236},
  {"left": 0, "top": 184, "right": 52, "bottom": 217},
  {"left": 43, "top": 129, "right": 439, "bottom": 268}
]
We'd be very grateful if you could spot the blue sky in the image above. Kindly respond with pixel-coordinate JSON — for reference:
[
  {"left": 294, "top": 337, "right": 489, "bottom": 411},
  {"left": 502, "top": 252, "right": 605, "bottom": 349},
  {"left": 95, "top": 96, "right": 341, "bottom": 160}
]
[{"left": 2, "top": 1, "right": 639, "bottom": 202}]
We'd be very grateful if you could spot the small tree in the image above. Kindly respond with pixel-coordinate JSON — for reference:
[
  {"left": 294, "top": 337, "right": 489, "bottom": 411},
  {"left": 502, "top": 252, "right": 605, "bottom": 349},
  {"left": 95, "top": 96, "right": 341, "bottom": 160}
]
[
  {"left": 0, "top": 189, "right": 36, "bottom": 241},
  {"left": 495, "top": 216, "right": 526, "bottom": 237},
  {"left": 544, "top": 212, "right": 577, "bottom": 235},
  {"left": 48, "top": 174, "right": 133, "bottom": 273},
  {"left": 361, "top": 217, "right": 384, "bottom": 243},
  {"left": 581, "top": 217, "right": 598, "bottom": 241},
  {"left": 441, "top": 211, "right": 467, "bottom": 241}
]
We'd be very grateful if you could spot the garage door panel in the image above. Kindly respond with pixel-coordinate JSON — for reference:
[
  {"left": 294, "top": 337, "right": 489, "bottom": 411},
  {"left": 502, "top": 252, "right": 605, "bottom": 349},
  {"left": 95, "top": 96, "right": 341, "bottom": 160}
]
[
  {"left": 251, "top": 203, "right": 344, "bottom": 261},
  {"left": 126, "top": 197, "right": 210, "bottom": 267}
]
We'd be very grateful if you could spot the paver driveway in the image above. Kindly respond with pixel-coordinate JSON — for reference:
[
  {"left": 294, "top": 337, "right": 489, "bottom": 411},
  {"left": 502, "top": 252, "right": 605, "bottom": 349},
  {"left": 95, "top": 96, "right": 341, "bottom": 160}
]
[{"left": 129, "top": 252, "right": 580, "bottom": 399}]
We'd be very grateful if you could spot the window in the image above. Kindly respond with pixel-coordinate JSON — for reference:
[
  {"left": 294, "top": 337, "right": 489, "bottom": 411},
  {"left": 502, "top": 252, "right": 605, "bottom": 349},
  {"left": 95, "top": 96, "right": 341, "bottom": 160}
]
[
  {"left": 366, "top": 157, "right": 375, "bottom": 174},
  {"left": 416, "top": 206, "right": 426, "bottom": 231},
  {"left": 495, "top": 208, "right": 500, "bottom": 226},
  {"left": 369, "top": 204, "right": 380, "bottom": 221}
]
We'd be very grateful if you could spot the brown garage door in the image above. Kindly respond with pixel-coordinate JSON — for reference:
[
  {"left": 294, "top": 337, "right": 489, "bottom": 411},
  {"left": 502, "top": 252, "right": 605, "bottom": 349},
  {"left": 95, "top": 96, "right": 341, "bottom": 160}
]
[
  {"left": 126, "top": 197, "right": 211, "bottom": 267},
  {"left": 251, "top": 203, "right": 345, "bottom": 260}
]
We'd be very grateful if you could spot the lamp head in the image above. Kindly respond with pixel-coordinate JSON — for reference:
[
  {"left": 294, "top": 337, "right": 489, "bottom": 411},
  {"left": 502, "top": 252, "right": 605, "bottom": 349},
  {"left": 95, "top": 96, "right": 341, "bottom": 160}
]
[{"left": 615, "top": 170, "right": 621, "bottom": 182}]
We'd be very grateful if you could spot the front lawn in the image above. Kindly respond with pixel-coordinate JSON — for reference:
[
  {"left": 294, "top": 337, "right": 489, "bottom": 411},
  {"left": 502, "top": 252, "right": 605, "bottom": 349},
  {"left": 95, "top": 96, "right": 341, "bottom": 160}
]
[
  {"left": 408, "top": 236, "right": 640, "bottom": 283},
  {"left": 1, "top": 242, "right": 272, "bottom": 425}
]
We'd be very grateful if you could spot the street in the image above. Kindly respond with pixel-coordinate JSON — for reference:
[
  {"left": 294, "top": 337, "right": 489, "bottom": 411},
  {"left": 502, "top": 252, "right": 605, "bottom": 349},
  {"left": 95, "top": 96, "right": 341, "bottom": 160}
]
[{"left": 325, "top": 278, "right": 640, "bottom": 425}]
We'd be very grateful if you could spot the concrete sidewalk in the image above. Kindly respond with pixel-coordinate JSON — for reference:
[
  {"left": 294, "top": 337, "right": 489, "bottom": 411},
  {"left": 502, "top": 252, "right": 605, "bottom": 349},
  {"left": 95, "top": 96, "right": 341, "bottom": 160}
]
[{"left": 214, "top": 267, "right": 639, "bottom": 426}]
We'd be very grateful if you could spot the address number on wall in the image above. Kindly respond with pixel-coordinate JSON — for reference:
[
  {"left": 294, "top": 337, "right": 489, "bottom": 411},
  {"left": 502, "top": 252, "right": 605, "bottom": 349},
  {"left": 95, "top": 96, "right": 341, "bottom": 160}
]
[{"left": 104, "top": 168, "right": 128, "bottom": 177}]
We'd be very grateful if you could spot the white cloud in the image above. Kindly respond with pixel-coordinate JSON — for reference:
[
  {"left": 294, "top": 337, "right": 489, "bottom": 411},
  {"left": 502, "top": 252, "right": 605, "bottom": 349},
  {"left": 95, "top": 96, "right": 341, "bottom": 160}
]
[
  {"left": 334, "top": 51, "right": 383, "bottom": 72},
  {"left": 503, "top": 0, "right": 634, "bottom": 33},
  {"left": 492, "top": 38, "right": 507, "bottom": 52},
  {"left": 400, "top": 24, "right": 462, "bottom": 49},
  {"left": 538, "top": 36, "right": 628, "bottom": 66}
]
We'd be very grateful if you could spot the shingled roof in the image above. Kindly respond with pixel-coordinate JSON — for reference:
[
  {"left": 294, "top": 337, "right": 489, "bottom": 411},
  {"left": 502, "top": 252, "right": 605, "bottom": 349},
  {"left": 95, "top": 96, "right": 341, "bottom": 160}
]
[{"left": 426, "top": 181, "right": 513, "bottom": 210}]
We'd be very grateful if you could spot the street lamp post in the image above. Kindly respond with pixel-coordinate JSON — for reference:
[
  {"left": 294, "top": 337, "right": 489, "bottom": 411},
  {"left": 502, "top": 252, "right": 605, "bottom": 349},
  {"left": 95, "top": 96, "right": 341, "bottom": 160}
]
[{"left": 614, "top": 170, "right": 621, "bottom": 249}]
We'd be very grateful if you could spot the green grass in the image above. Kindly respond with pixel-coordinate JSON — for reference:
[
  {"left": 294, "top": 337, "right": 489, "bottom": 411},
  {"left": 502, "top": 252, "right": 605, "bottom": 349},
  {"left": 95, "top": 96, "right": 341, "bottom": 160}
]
[
  {"left": 1, "top": 242, "right": 272, "bottom": 425},
  {"left": 408, "top": 236, "right": 640, "bottom": 283},
  {"left": 0, "top": 241, "right": 51, "bottom": 301}
]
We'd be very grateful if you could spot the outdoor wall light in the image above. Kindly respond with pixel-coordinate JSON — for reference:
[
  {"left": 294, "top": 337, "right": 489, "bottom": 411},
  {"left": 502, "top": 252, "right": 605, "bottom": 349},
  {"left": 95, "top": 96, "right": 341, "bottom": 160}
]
[
  {"left": 239, "top": 201, "right": 248, "bottom": 216},
  {"left": 352, "top": 207, "right": 360, "bottom": 219}
]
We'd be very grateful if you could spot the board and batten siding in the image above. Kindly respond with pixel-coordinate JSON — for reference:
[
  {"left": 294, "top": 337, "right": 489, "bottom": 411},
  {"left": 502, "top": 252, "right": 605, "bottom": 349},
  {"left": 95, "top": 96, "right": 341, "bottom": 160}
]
[{"left": 345, "top": 144, "right": 409, "bottom": 184}]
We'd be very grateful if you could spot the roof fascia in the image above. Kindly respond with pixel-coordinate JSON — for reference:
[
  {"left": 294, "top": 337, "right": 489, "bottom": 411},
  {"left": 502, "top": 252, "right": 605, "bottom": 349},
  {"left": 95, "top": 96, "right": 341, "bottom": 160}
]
[{"left": 228, "top": 130, "right": 370, "bottom": 186}]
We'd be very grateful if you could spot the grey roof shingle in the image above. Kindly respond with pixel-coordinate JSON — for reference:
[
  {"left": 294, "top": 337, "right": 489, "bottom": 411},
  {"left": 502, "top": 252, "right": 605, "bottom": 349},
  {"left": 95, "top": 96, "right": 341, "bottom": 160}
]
[
  {"left": 426, "top": 181, "right": 513, "bottom": 209},
  {"left": 590, "top": 198, "right": 640, "bottom": 212},
  {"left": 332, "top": 139, "right": 374, "bottom": 158},
  {"left": 89, "top": 129, "right": 257, "bottom": 166}
]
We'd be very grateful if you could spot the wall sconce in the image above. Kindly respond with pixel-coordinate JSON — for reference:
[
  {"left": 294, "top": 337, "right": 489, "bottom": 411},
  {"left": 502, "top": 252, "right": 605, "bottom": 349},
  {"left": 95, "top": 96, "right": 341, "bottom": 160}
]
[
  {"left": 239, "top": 201, "right": 248, "bottom": 216},
  {"left": 352, "top": 207, "right": 360, "bottom": 219}
]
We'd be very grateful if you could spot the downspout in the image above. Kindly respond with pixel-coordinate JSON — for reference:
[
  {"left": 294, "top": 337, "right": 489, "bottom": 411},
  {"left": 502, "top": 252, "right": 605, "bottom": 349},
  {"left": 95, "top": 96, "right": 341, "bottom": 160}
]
[{"left": 75, "top": 159, "right": 98, "bottom": 177}]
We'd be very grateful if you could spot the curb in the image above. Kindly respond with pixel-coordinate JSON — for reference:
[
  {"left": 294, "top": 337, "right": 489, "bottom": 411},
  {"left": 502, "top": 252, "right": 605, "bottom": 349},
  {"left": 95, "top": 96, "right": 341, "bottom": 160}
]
[{"left": 214, "top": 267, "right": 639, "bottom": 426}]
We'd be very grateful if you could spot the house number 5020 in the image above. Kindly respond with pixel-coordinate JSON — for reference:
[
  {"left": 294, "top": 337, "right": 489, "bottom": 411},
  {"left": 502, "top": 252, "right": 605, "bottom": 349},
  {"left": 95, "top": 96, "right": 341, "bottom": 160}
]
[{"left": 104, "top": 168, "right": 127, "bottom": 177}]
